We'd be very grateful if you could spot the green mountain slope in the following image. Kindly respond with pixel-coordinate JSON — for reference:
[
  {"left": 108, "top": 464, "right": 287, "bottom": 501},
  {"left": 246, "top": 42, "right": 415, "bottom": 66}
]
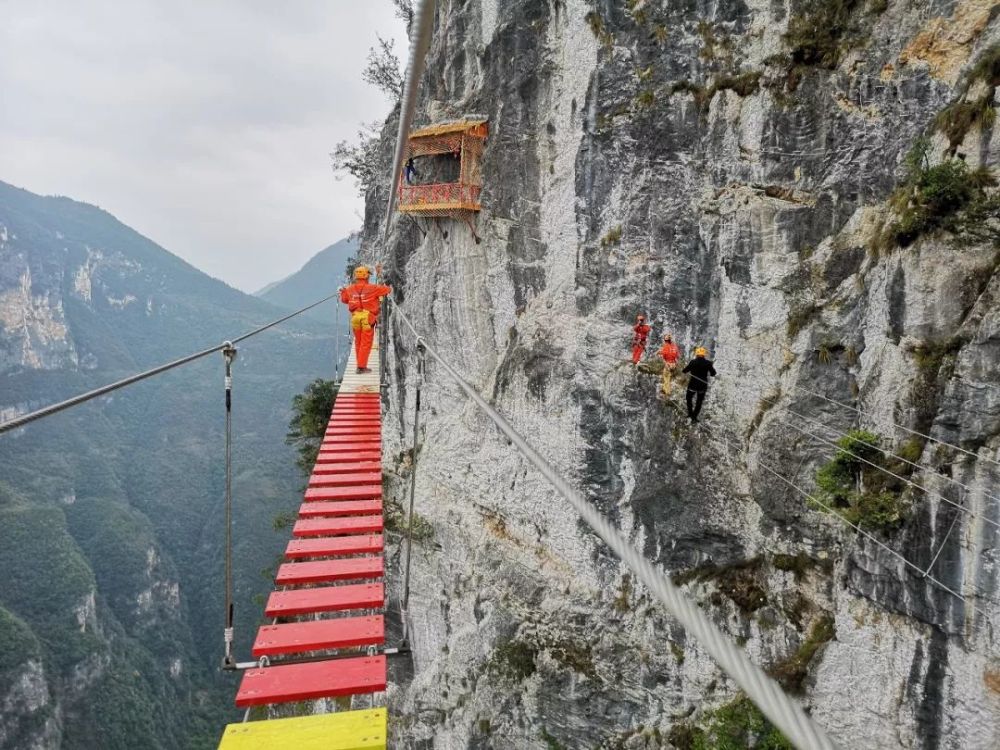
[
  {"left": 255, "top": 236, "right": 357, "bottom": 324},
  {"left": 0, "top": 180, "right": 333, "bottom": 749}
]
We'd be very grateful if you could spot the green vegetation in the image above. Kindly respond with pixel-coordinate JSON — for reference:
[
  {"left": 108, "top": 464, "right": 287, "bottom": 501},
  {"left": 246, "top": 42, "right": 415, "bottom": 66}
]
[
  {"left": 612, "top": 573, "right": 633, "bottom": 613},
  {"left": 935, "top": 44, "right": 999, "bottom": 150},
  {"left": 0, "top": 606, "right": 42, "bottom": 673},
  {"left": 487, "top": 633, "right": 596, "bottom": 682},
  {"left": 814, "top": 430, "right": 907, "bottom": 531},
  {"left": 384, "top": 497, "right": 435, "bottom": 542},
  {"left": 585, "top": 11, "right": 613, "bottom": 48},
  {"left": 772, "top": 552, "right": 831, "bottom": 581},
  {"left": 670, "top": 641, "right": 686, "bottom": 665},
  {"left": 670, "top": 695, "right": 793, "bottom": 749},
  {"left": 877, "top": 139, "right": 999, "bottom": 251},
  {"left": 626, "top": 0, "right": 647, "bottom": 26},
  {"left": 674, "top": 558, "right": 768, "bottom": 614},
  {"left": 600, "top": 225, "right": 623, "bottom": 247},
  {"left": 489, "top": 638, "right": 538, "bottom": 680},
  {"left": 635, "top": 88, "right": 656, "bottom": 111},
  {"left": 541, "top": 727, "right": 565, "bottom": 749},
  {"left": 286, "top": 378, "right": 339, "bottom": 475},
  {"left": 698, "top": 695, "right": 794, "bottom": 749},
  {"left": 769, "top": 614, "right": 836, "bottom": 692},
  {"left": 668, "top": 71, "right": 762, "bottom": 112},
  {"left": 784, "top": 0, "right": 864, "bottom": 70},
  {"left": 909, "top": 337, "right": 963, "bottom": 435},
  {"left": 786, "top": 302, "right": 820, "bottom": 338},
  {"left": 0, "top": 503, "right": 101, "bottom": 670}
]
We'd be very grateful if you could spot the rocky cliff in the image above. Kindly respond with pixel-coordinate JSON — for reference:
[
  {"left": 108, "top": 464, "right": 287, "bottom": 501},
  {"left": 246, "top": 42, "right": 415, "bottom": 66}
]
[{"left": 360, "top": 1, "right": 1000, "bottom": 747}]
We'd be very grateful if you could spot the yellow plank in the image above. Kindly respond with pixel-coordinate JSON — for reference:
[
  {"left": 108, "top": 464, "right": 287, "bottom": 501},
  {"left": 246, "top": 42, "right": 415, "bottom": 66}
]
[
  {"left": 409, "top": 118, "right": 487, "bottom": 138},
  {"left": 218, "top": 708, "right": 386, "bottom": 750}
]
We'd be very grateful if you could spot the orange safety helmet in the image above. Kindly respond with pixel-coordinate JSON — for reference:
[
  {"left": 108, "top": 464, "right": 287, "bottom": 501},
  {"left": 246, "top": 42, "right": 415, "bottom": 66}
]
[
  {"left": 694, "top": 346, "right": 708, "bottom": 357},
  {"left": 353, "top": 266, "right": 370, "bottom": 281}
]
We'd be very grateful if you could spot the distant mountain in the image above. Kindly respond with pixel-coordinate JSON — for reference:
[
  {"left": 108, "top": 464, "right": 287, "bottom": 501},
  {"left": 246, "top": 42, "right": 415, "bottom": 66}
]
[
  {"left": 0, "top": 180, "right": 333, "bottom": 749},
  {"left": 256, "top": 236, "right": 358, "bottom": 324}
]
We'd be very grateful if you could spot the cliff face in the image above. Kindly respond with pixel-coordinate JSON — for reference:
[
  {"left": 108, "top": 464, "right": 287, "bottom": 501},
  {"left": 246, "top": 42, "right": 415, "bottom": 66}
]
[{"left": 362, "top": 0, "right": 1000, "bottom": 747}]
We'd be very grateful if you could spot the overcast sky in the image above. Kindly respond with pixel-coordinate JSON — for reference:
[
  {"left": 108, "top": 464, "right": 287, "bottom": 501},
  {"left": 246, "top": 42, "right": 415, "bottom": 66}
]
[{"left": 0, "top": 1, "right": 405, "bottom": 292}]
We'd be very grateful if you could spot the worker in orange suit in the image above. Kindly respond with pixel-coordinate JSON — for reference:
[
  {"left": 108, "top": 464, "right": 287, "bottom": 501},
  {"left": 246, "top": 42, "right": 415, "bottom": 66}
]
[
  {"left": 631, "top": 315, "right": 651, "bottom": 365},
  {"left": 658, "top": 333, "right": 680, "bottom": 396},
  {"left": 340, "top": 265, "right": 391, "bottom": 373}
]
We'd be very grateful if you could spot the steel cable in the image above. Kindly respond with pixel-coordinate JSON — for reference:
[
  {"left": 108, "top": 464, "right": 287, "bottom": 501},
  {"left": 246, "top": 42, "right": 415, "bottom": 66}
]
[{"left": 0, "top": 291, "right": 341, "bottom": 436}]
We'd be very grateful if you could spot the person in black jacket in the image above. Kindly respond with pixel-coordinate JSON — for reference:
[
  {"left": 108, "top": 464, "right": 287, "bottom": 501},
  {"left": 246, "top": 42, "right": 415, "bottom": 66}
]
[{"left": 681, "top": 347, "right": 716, "bottom": 422}]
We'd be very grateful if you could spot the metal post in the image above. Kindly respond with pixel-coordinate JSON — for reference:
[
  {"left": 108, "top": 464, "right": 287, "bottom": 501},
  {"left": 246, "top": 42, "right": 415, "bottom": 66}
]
[
  {"left": 380, "top": 296, "right": 391, "bottom": 389},
  {"left": 222, "top": 342, "right": 238, "bottom": 669},
  {"left": 334, "top": 296, "right": 342, "bottom": 384},
  {"left": 400, "top": 341, "right": 425, "bottom": 646}
]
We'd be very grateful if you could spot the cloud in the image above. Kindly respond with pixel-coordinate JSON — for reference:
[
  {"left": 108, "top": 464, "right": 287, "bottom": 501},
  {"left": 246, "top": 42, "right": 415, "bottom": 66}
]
[{"left": 0, "top": 0, "right": 406, "bottom": 291}]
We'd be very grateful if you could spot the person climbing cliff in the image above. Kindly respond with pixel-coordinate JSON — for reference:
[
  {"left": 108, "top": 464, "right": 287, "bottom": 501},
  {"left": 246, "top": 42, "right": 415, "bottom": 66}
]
[
  {"left": 340, "top": 265, "right": 391, "bottom": 373},
  {"left": 658, "top": 333, "right": 680, "bottom": 397},
  {"left": 404, "top": 157, "right": 418, "bottom": 184},
  {"left": 681, "top": 347, "right": 716, "bottom": 422},
  {"left": 631, "top": 315, "right": 651, "bottom": 365}
]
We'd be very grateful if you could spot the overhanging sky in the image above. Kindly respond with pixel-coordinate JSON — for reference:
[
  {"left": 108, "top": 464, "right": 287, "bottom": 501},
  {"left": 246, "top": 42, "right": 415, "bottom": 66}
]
[{"left": 0, "top": 1, "right": 405, "bottom": 292}]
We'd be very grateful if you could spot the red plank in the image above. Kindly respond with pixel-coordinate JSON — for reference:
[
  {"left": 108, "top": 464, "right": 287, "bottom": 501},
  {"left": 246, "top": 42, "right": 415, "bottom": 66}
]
[
  {"left": 265, "top": 583, "right": 384, "bottom": 616},
  {"left": 276, "top": 557, "right": 383, "bottom": 585},
  {"left": 297, "top": 499, "right": 382, "bottom": 518},
  {"left": 323, "top": 436, "right": 380, "bottom": 445},
  {"left": 309, "top": 472, "right": 381, "bottom": 488},
  {"left": 252, "top": 616, "right": 385, "bottom": 657},
  {"left": 235, "top": 656, "right": 386, "bottom": 706},
  {"left": 311, "top": 461, "right": 382, "bottom": 475},
  {"left": 293, "top": 516, "right": 383, "bottom": 537},
  {"left": 304, "top": 485, "right": 380, "bottom": 502},
  {"left": 319, "top": 442, "right": 381, "bottom": 454},
  {"left": 314, "top": 451, "right": 381, "bottom": 464},
  {"left": 285, "top": 534, "right": 383, "bottom": 559},
  {"left": 324, "top": 429, "right": 381, "bottom": 438}
]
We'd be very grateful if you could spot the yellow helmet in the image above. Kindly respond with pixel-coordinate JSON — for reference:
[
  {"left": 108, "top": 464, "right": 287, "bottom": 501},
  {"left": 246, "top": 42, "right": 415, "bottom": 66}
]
[
  {"left": 695, "top": 346, "right": 708, "bottom": 357},
  {"left": 353, "top": 266, "right": 370, "bottom": 281}
]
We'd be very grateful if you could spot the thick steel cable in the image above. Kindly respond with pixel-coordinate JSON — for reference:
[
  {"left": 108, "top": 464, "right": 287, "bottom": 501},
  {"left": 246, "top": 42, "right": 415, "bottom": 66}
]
[
  {"left": 400, "top": 342, "right": 425, "bottom": 646},
  {"left": 383, "top": 0, "right": 437, "bottom": 232},
  {"left": 0, "top": 291, "right": 340, "bottom": 435},
  {"left": 392, "top": 307, "right": 837, "bottom": 750}
]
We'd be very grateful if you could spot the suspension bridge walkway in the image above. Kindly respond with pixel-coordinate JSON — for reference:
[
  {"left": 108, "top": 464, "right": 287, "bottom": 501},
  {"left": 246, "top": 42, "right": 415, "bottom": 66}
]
[{"left": 218, "top": 346, "right": 388, "bottom": 749}]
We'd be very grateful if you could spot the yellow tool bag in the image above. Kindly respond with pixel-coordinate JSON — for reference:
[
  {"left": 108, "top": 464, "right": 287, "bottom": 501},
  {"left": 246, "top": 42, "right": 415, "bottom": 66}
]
[{"left": 351, "top": 310, "right": 372, "bottom": 331}]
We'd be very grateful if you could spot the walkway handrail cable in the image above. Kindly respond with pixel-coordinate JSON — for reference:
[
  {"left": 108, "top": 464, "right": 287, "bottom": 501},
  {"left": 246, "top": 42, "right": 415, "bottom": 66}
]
[
  {"left": 786, "top": 381, "right": 1000, "bottom": 471},
  {"left": 392, "top": 305, "right": 838, "bottom": 750},
  {"left": 703, "top": 425, "right": 995, "bottom": 623},
  {"left": 0, "top": 291, "right": 341, "bottom": 436}
]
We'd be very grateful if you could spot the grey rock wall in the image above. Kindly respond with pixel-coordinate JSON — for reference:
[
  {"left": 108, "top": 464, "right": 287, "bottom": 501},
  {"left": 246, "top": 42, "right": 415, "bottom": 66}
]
[{"left": 361, "top": 1, "right": 1000, "bottom": 747}]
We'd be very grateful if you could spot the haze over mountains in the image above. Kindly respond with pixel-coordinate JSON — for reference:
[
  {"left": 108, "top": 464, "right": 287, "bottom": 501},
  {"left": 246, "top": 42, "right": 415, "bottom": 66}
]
[{"left": 0, "top": 180, "right": 335, "bottom": 749}]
